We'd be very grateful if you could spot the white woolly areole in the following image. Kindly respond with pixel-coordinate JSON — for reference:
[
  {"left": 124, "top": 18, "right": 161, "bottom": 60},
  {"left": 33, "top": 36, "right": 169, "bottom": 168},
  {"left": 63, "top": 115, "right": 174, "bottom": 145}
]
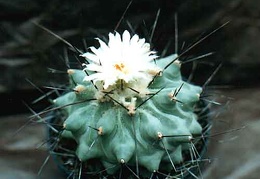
[{"left": 81, "top": 30, "right": 161, "bottom": 108}]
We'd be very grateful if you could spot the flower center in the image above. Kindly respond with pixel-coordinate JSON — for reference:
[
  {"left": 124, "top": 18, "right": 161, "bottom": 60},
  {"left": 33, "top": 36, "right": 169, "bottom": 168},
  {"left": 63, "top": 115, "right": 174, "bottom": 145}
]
[{"left": 114, "top": 62, "right": 128, "bottom": 74}]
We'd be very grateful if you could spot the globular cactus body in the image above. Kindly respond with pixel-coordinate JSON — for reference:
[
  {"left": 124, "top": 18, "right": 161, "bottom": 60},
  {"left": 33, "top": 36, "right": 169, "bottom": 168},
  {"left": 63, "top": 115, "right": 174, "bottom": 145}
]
[{"left": 51, "top": 30, "right": 205, "bottom": 178}]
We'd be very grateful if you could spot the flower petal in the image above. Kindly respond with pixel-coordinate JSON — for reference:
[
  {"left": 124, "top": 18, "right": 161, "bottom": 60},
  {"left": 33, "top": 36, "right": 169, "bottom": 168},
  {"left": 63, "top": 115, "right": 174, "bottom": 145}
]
[
  {"left": 83, "top": 73, "right": 102, "bottom": 82},
  {"left": 84, "top": 64, "right": 103, "bottom": 72},
  {"left": 95, "top": 38, "right": 109, "bottom": 51},
  {"left": 80, "top": 52, "right": 100, "bottom": 64},
  {"left": 122, "top": 30, "right": 131, "bottom": 44}
]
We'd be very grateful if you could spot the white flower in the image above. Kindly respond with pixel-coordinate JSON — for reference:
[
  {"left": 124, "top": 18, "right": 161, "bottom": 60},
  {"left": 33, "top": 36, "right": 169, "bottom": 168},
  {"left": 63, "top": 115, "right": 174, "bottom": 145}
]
[
  {"left": 80, "top": 30, "right": 161, "bottom": 112},
  {"left": 81, "top": 30, "right": 160, "bottom": 90}
]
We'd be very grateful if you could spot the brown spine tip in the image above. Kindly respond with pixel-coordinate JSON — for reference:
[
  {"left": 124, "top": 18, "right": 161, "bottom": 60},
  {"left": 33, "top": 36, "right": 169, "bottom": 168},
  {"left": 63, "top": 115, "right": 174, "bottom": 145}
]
[
  {"left": 67, "top": 69, "right": 75, "bottom": 75},
  {"left": 173, "top": 59, "right": 181, "bottom": 67},
  {"left": 126, "top": 97, "right": 137, "bottom": 115},
  {"left": 148, "top": 69, "right": 162, "bottom": 76},
  {"left": 120, "top": 159, "right": 125, "bottom": 164},
  {"left": 196, "top": 93, "right": 200, "bottom": 99},
  {"left": 168, "top": 92, "right": 177, "bottom": 102},
  {"left": 98, "top": 127, "right": 103, "bottom": 135},
  {"left": 74, "top": 85, "right": 86, "bottom": 94},
  {"left": 157, "top": 132, "right": 163, "bottom": 140},
  {"left": 127, "top": 105, "right": 136, "bottom": 115}
]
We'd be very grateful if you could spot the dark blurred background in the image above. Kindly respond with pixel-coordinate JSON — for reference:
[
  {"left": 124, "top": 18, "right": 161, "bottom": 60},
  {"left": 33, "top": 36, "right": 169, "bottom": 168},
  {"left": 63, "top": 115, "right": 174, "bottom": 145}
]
[{"left": 1, "top": 0, "right": 260, "bottom": 178}]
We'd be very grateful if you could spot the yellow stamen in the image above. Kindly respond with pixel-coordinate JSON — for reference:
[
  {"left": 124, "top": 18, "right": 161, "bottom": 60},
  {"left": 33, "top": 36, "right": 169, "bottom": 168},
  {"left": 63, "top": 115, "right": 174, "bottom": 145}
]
[
  {"left": 114, "top": 63, "right": 129, "bottom": 74},
  {"left": 114, "top": 63, "right": 125, "bottom": 71}
]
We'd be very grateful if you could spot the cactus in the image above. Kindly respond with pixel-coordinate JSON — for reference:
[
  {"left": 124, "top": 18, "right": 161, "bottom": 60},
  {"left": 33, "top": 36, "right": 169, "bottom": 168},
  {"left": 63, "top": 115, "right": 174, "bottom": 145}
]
[{"left": 46, "top": 30, "right": 211, "bottom": 179}]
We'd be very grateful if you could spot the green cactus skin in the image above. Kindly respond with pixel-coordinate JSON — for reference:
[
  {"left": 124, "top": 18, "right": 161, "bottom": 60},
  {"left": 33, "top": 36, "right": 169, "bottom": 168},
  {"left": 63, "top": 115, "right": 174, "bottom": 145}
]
[{"left": 50, "top": 51, "right": 206, "bottom": 178}]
